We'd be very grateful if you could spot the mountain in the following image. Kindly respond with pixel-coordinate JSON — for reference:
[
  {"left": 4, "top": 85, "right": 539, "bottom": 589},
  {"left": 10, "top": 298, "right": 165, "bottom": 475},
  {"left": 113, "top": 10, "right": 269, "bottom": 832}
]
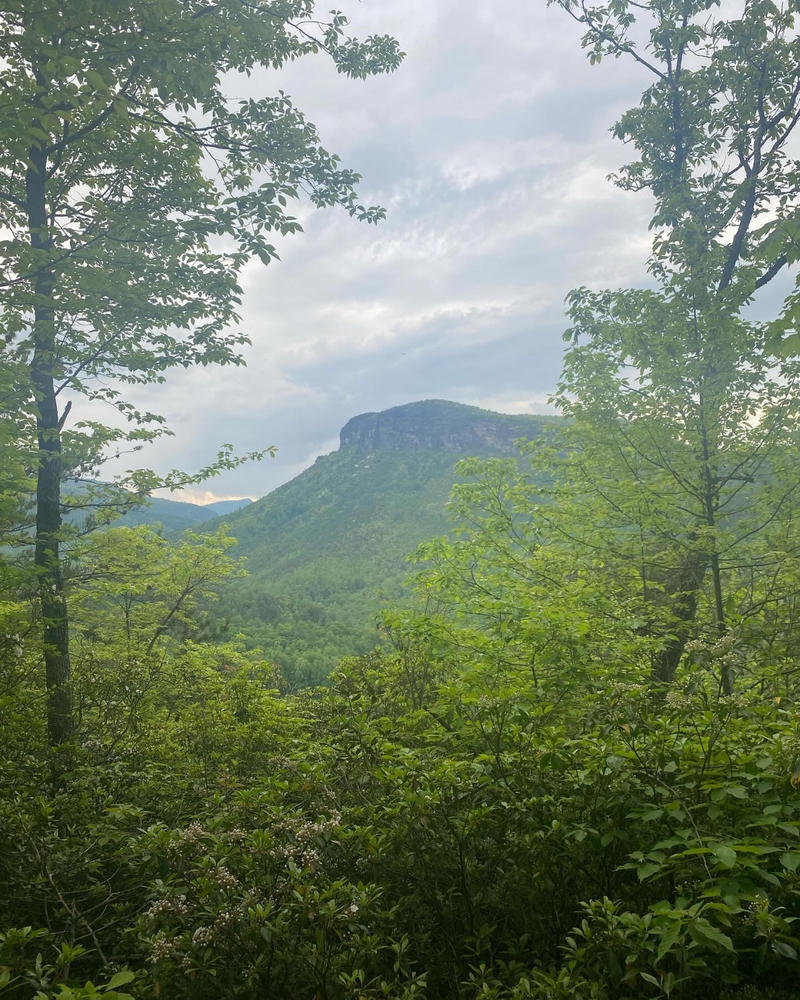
[
  {"left": 204, "top": 498, "right": 254, "bottom": 517},
  {"left": 340, "top": 398, "right": 554, "bottom": 453},
  {"left": 116, "top": 495, "right": 252, "bottom": 530},
  {"left": 212, "top": 400, "right": 558, "bottom": 687},
  {"left": 62, "top": 487, "right": 253, "bottom": 533}
]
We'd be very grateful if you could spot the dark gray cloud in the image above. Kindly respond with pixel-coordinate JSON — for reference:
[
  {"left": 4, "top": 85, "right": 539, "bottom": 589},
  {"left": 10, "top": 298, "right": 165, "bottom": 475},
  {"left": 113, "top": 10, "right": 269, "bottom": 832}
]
[{"left": 102, "top": 0, "right": 661, "bottom": 501}]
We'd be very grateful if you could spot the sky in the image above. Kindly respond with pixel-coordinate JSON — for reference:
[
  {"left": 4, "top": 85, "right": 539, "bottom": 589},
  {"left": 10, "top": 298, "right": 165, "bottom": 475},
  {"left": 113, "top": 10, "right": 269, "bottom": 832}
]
[{"left": 130, "top": 0, "right": 664, "bottom": 503}]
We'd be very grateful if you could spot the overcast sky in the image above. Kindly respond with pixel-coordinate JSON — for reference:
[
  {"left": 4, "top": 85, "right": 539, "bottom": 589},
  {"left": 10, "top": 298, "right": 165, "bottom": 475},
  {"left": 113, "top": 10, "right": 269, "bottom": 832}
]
[{"left": 126, "top": 0, "right": 663, "bottom": 503}]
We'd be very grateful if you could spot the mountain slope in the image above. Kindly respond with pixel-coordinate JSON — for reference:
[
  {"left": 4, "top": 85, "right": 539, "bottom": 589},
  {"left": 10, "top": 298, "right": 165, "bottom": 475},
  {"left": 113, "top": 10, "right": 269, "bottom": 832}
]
[
  {"left": 213, "top": 400, "right": 558, "bottom": 686},
  {"left": 204, "top": 498, "right": 254, "bottom": 517}
]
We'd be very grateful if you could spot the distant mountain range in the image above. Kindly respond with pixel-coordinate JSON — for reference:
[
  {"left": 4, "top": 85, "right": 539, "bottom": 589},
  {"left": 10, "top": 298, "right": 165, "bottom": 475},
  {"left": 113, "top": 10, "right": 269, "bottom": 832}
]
[
  {"left": 59, "top": 484, "right": 253, "bottom": 533},
  {"left": 207, "top": 400, "right": 558, "bottom": 687},
  {"left": 116, "top": 494, "right": 253, "bottom": 531}
]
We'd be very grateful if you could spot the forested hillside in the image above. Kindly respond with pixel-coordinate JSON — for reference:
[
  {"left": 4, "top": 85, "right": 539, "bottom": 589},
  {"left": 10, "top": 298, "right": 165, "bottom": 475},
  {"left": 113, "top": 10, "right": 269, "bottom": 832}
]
[
  {"left": 3, "top": 2, "right": 800, "bottom": 1000},
  {"left": 213, "top": 401, "right": 557, "bottom": 686}
]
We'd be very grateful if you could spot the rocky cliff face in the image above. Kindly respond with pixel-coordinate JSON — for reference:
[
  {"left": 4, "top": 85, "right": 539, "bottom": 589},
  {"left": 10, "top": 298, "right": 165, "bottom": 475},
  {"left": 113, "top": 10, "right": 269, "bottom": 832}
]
[{"left": 339, "top": 399, "right": 553, "bottom": 454}]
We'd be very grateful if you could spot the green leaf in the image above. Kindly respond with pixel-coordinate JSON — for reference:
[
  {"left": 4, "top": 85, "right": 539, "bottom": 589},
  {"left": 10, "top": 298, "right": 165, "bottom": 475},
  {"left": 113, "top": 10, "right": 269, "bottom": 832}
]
[
  {"left": 107, "top": 971, "right": 135, "bottom": 989},
  {"left": 637, "top": 862, "right": 663, "bottom": 881},
  {"left": 688, "top": 921, "right": 735, "bottom": 952},
  {"left": 85, "top": 69, "right": 108, "bottom": 91},
  {"left": 656, "top": 920, "right": 683, "bottom": 961},
  {"left": 771, "top": 940, "right": 798, "bottom": 960},
  {"left": 713, "top": 845, "right": 737, "bottom": 869}
]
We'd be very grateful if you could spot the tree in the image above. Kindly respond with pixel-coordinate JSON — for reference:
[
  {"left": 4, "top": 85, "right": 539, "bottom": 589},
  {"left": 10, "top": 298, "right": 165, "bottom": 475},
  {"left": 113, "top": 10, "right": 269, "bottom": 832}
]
[
  {"left": 555, "top": 292, "right": 800, "bottom": 691},
  {"left": 542, "top": 0, "right": 800, "bottom": 690},
  {"left": 401, "top": 1, "right": 800, "bottom": 699},
  {"left": 552, "top": 0, "right": 800, "bottom": 311},
  {"left": 0, "top": 0, "right": 402, "bottom": 744}
]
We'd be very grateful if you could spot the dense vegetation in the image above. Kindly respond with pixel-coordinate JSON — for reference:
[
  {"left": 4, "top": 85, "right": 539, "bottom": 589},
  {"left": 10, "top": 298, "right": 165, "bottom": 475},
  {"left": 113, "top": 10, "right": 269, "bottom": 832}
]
[
  {"left": 2, "top": 503, "right": 800, "bottom": 999},
  {"left": 218, "top": 446, "right": 465, "bottom": 688},
  {"left": 3, "top": 0, "right": 800, "bottom": 998}
]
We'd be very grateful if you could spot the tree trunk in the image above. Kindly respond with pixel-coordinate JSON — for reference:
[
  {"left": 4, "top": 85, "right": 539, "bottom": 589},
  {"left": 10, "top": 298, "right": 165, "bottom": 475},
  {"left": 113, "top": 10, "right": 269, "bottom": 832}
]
[
  {"left": 26, "top": 147, "right": 73, "bottom": 746},
  {"left": 650, "top": 550, "right": 708, "bottom": 686},
  {"left": 709, "top": 549, "right": 732, "bottom": 696},
  {"left": 699, "top": 393, "right": 732, "bottom": 696}
]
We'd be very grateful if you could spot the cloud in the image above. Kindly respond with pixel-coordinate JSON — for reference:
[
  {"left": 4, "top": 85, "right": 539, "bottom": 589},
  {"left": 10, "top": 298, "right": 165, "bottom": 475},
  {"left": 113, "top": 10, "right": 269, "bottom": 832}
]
[
  {"left": 98, "top": 0, "right": 659, "bottom": 499},
  {"left": 164, "top": 489, "right": 257, "bottom": 505}
]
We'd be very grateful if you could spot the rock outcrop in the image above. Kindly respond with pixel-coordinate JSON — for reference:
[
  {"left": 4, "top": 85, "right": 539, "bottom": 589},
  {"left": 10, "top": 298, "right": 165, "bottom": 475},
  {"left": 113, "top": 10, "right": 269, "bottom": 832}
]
[{"left": 339, "top": 399, "right": 551, "bottom": 454}]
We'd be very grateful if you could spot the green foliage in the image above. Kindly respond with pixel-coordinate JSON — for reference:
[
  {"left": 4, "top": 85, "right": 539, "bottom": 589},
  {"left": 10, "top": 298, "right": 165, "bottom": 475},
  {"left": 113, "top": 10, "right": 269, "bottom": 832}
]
[
  {"left": 1, "top": 0, "right": 402, "bottom": 371},
  {"left": 3, "top": 509, "right": 800, "bottom": 1000},
  {"left": 537, "top": 0, "right": 800, "bottom": 694},
  {"left": 2, "top": 3, "right": 800, "bottom": 999},
  {"left": 313, "top": 656, "right": 800, "bottom": 999},
  {"left": 0, "top": 927, "right": 136, "bottom": 999},
  {"left": 132, "top": 811, "right": 423, "bottom": 998},
  {"left": 550, "top": 0, "right": 800, "bottom": 318}
]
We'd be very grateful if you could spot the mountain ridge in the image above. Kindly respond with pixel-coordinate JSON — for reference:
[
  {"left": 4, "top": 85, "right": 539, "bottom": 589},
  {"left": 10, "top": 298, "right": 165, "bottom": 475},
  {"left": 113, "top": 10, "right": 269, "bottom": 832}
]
[
  {"left": 59, "top": 483, "right": 253, "bottom": 534},
  {"left": 340, "top": 398, "right": 556, "bottom": 454},
  {"left": 210, "top": 400, "right": 559, "bottom": 686},
  {"left": 117, "top": 494, "right": 253, "bottom": 530}
]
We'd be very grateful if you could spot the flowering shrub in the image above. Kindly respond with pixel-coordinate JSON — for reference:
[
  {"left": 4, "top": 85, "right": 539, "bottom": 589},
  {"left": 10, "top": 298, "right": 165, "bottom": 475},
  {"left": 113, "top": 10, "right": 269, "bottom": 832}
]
[{"left": 132, "top": 803, "right": 425, "bottom": 998}]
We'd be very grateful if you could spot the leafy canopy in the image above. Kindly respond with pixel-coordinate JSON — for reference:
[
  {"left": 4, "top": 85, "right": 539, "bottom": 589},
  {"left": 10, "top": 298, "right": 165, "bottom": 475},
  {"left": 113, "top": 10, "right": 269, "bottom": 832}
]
[{"left": 1, "top": 0, "right": 402, "bottom": 441}]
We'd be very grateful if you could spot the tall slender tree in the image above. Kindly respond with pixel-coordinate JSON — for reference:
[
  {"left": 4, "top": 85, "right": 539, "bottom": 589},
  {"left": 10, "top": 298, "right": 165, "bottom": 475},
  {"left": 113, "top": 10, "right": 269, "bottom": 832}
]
[
  {"left": 551, "top": 0, "right": 800, "bottom": 305},
  {"left": 545, "top": 0, "right": 800, "bottom": 689},
  {"left": 555, "top": 290, "right": 800, "bottom": 691},
  {"left": 0, "top": 0, "right": 401, "bottom": 744}
]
